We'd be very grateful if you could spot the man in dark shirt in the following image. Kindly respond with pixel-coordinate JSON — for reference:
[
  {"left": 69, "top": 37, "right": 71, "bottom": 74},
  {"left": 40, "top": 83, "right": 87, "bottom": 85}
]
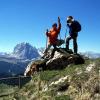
[{"left": 66, "top": 16, "right": 81, "bottom": 54}]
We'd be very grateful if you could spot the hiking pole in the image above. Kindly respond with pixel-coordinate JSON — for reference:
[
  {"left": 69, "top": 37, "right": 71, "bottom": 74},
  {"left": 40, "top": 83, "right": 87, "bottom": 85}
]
[
  {"left": 64, "top": 28, "right": 67, "bottom": 48},
  {"left": 46, "top": 36, "right": 47, "bottom": 50},
  {"left": 58, "top": 16, "right": 62, "bottom": 48},
  {"left": 58, "top": 33, "right": 62, "bottom": 48},
  {"left": 46, "top": 29, "right": 48, "bottom": 49},
  {"left": 59, "top": 33, "right": 61, "bottom": 41},
  {"left": 65, "top": 28, "right": 67, "bottom": 40}
]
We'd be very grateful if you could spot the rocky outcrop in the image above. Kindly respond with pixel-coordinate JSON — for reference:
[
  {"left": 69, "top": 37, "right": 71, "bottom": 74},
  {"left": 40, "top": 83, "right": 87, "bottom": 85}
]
[
  {"left": 24, "top": 49, "right": 85, "bottom": 76},
  {"left": 24, "top": 59, "right": 46, "bottom": 76},
  {"left": 46, "top": 51, "right": 84, "bottom": 70}
]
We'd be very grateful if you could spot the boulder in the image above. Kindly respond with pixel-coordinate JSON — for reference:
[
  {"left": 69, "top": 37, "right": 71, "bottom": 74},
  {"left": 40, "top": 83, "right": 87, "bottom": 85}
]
[
  {"left": 24, "top": 59, "right": 46, "bottom": 76},
  {"left": 24, "top": 48, "right": 85, "bottom": 76},
  {"left": 46, "top": 52, "right": 85, "bottom": 70},
  {"left": 46, "top": 51, "right": 70, "bottom": 70}
]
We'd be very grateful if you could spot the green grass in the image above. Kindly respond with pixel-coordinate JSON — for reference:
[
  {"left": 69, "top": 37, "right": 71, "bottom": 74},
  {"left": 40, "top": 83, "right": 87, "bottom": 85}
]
[
  {"left": 0, "top": 84, "right": 19, "bottom": 100},
  {"left": 55, "top": 95, "right": 71, "bottom": 100},
  {"left": 1, "top": 58, "right": 99, "bottom": 100},
  {"left": 0, "top": 84, "right": 18, "bottom": 95},
  {"left": 39, "top": 61, "right": 89, "bottom": 82},
  {"left": 40, "top": 70, "right": 60, "bottom": 81}
]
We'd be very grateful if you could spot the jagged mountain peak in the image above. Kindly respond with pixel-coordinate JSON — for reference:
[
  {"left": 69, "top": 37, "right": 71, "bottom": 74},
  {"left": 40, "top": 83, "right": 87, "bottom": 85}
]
[{"left": 13, "top": 42, "right": 40, "bottom": 60}]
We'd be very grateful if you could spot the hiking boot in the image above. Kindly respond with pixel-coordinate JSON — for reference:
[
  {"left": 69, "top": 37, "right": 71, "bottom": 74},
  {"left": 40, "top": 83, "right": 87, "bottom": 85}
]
[
  {"left": 41, "top": 55, "right": 46, "bottom": 59},
  {"left": 73, "top": 52, "right": 77, "bottom": 55},
  {"left": 41, "top": 56, "right": 44, "bottom": 59},
  {"left": 41, "top": 52, "right": 47, "bottom": 59},
  {"left": 65, "top": 48, "right": 69, "bottom": 51},
  {"left": 50, "top": 56, "right": 53, "bottom": 59},
  {"left": 65, "top": 49, "right": 72, "bottom": 53}
]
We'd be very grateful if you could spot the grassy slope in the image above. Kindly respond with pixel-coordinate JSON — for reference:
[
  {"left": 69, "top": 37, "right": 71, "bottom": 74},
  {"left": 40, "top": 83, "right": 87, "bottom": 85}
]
[{"left": 0, "top": 58, "right": 100, "bottom": 100}]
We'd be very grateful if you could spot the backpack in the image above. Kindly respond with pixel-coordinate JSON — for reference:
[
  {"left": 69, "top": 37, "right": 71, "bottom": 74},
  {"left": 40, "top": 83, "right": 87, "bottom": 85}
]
[{"left": 74, "top": 21, "right": 81, "bottom": 32}]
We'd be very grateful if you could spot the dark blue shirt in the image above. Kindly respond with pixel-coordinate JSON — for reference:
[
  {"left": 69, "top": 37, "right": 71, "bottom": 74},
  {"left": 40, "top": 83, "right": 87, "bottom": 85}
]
[{"left": 67, "top": 20, "right": 81, "bottom": 37}]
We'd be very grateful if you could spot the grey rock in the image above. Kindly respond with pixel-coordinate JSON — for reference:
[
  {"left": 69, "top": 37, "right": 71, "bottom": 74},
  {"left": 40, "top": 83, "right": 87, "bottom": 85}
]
[{"left": 24, "top": 48, "right": 85, "bottom": 76}]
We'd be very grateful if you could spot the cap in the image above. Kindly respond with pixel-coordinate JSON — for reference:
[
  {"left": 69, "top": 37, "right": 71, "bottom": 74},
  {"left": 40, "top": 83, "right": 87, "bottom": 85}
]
[
  {"left": 67, "top": 16, "right": 74, "bottom": 23},
  {"left": 52, "top": 23, "right": 57, "bottom": 27}
]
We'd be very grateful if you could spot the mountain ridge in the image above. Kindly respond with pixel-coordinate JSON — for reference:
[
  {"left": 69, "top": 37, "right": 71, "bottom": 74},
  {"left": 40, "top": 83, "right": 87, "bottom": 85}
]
[{"left": 0, "top": 42, "right": 100, "bottom": 59}]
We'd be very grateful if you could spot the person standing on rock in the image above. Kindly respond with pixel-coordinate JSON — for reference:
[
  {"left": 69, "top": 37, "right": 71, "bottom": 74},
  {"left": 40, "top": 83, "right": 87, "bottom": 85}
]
[
  {"left": 66, "top": 16, "right": 81, "bottom": 54},
  {"left": 42, "top": 17, "right": 62, "bottom": 59}
]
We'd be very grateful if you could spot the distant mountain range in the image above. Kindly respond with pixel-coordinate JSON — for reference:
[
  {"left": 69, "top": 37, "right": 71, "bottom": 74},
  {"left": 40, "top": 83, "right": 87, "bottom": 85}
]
[
  {"left": 80, "top": 51, "right": 100, "bottom": 59},
  {"left": 1, "top": 42, "right": 99, "bottom": 60},
  {"left": 0, "top": 42, "right": 43, "bottom": 78},
  {"left": 0, "top": 42, "right": 44, "bottom": 59},
  {"left": 0, "top": 57, "right": 30, "bottom": 78},
  {"left": 0, "top": 42, "right": 100, "bottom": 78}
]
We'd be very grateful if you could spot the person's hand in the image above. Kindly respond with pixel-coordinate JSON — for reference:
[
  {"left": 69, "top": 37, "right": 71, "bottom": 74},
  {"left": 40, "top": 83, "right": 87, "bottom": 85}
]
[
  {"left": 45, "top": 29, "right": 48, "bottom": 35},
  {"left": 46, "top": 29, "right": 48, "bottom": 33},
  {"left": 58, "top": 17, "right": 60, "bottom": 23},
  {"left": 45, "top": 29, "right": 49, "bottom": 37}
]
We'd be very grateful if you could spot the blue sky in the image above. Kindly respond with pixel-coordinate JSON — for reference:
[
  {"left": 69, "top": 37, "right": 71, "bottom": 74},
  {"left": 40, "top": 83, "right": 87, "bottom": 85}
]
[{"left": 0, "top": 0, "right": 100, "bottom": 53}]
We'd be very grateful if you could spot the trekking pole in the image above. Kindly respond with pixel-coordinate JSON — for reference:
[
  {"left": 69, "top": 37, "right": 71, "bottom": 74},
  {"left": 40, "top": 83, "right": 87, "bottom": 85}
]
[
  {"left": 46, "top": 36, "right": 48, "bottom": 49},
  {"left": 59, "top": 33, "right": 61, "bottom": 41},
  {"left": 46, "top": 29, "right": 48, "bottom": 49},
  {"left": 58, "top": 16, "right": 62, "bottom": 48},
  {"left": 65, "top": 28, "right": 67, "bottom": 40},
  {"left": 64, "top": 28, "right": 67, "bottom": 47}
]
